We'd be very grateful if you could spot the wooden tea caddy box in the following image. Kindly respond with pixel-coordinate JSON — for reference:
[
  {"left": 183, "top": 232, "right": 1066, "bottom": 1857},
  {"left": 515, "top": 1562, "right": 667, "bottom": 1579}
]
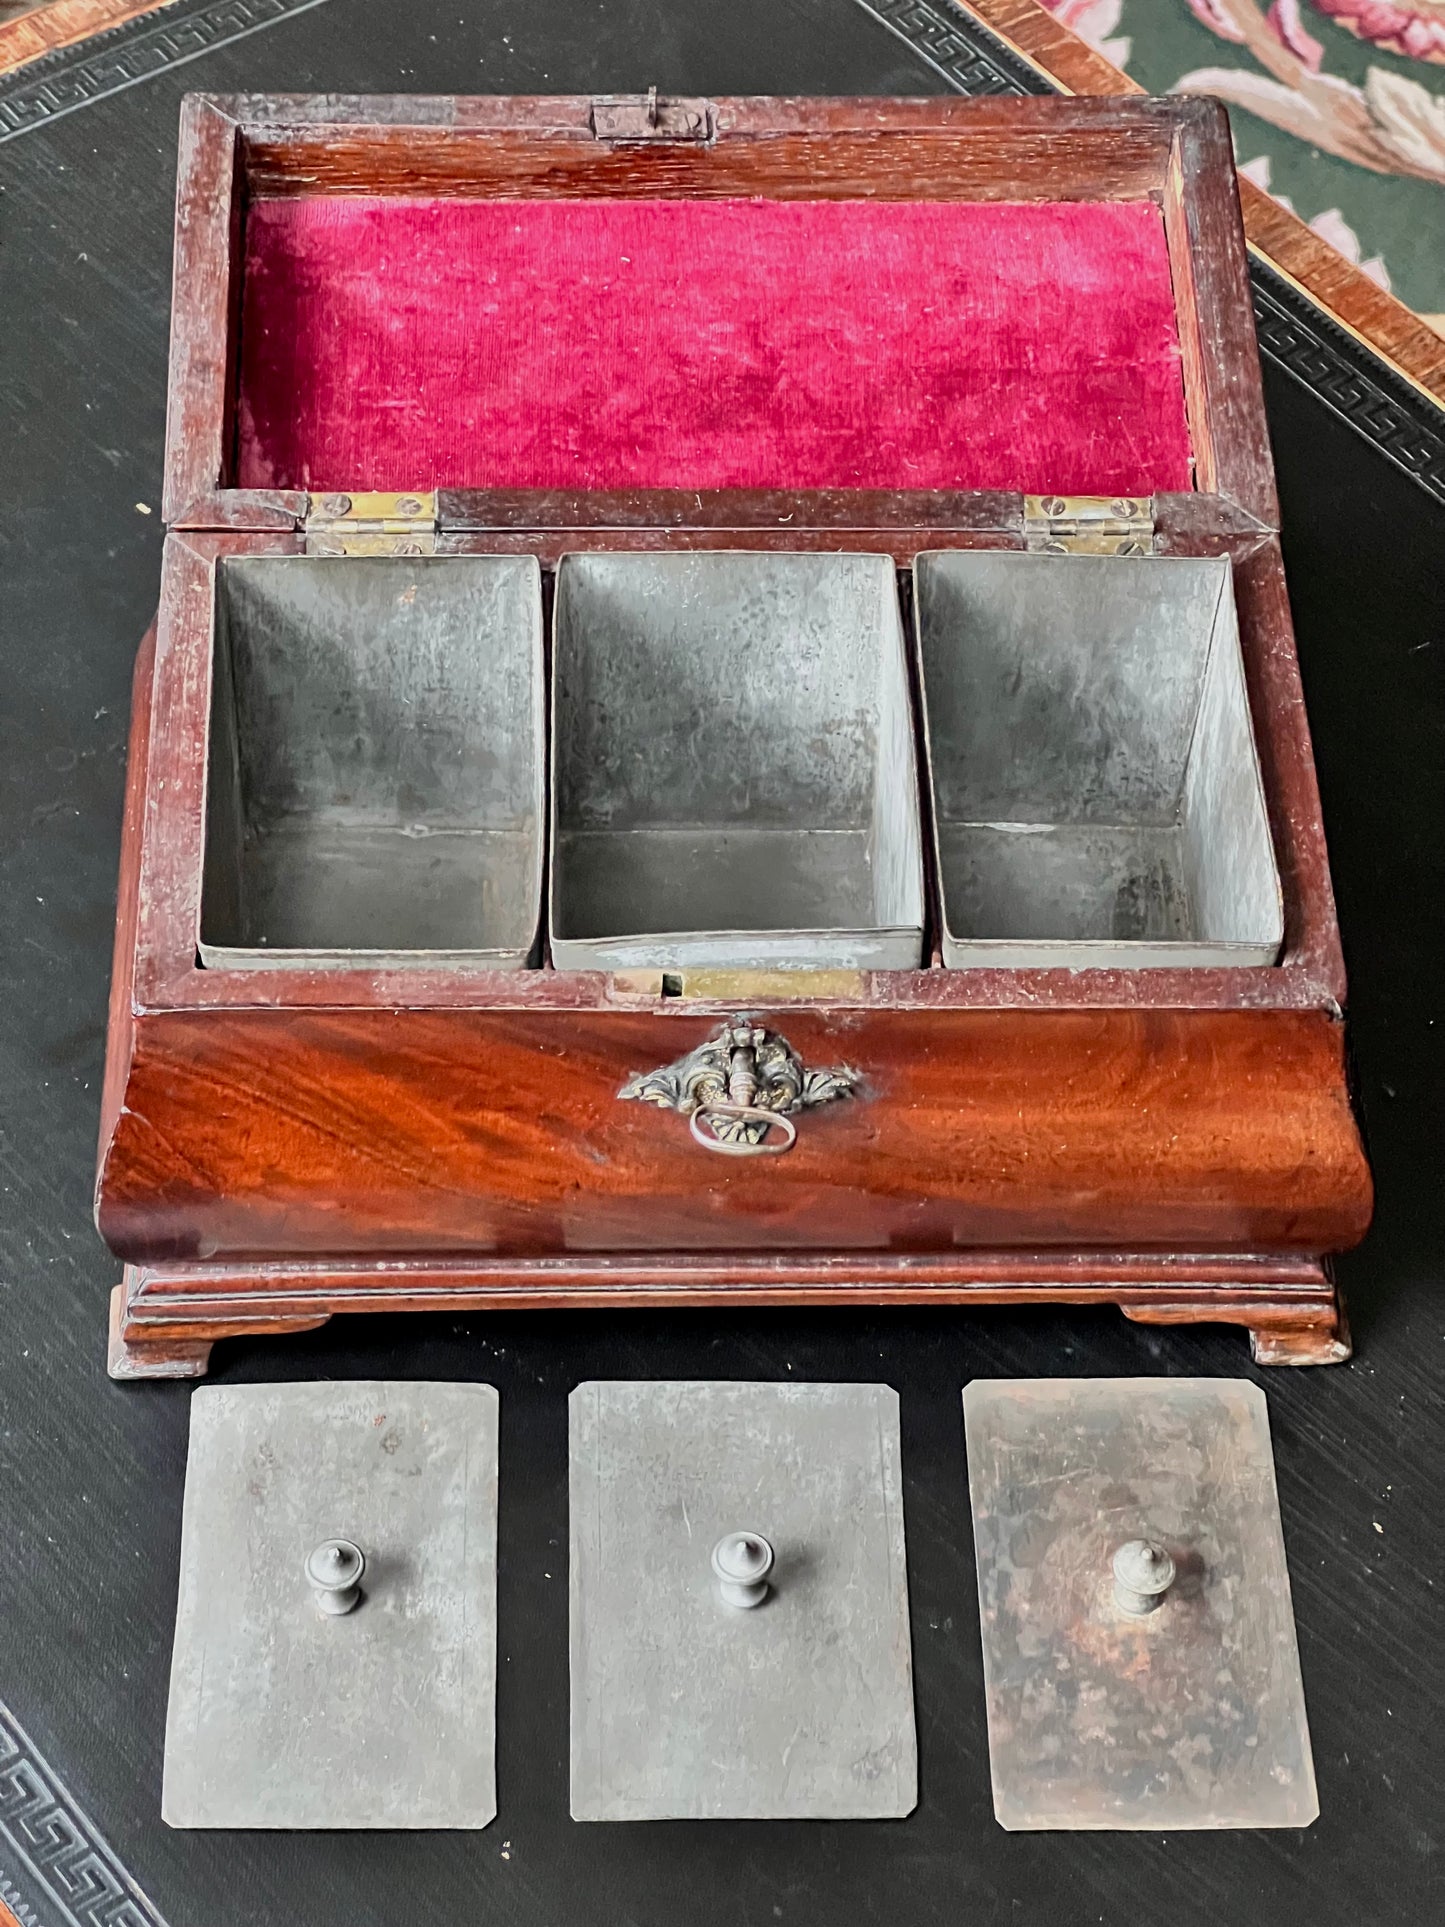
[{"left": 98, "top": 91, "right": 1373, "bottom": 1379}]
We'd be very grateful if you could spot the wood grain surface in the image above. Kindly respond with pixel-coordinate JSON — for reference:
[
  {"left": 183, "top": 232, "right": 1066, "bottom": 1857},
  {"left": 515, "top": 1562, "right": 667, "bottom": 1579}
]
[
  {"left": 0, "top": 0, "right": 173, "bottom": 74},
  {"left": 96, "top": 1003, "right": 1372, "bottom": 1261},
  {"left": 0, "top": 5, "right": 1438, "bottom": 1925},
  {"left": 95, "top": 96, "right": 1370, "bottom": 1367}
]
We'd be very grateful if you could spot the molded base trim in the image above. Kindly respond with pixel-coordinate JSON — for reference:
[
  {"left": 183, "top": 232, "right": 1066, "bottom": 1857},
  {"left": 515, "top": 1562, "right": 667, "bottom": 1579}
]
[{"left": 107, "top": 1253, "right": 1351, "bottom": 1375}]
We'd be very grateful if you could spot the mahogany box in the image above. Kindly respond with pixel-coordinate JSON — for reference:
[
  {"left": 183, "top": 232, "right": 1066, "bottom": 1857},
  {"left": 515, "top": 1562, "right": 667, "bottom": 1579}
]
[{"left": 98, "top": 91, "right": 1373, "bottom": 1378}]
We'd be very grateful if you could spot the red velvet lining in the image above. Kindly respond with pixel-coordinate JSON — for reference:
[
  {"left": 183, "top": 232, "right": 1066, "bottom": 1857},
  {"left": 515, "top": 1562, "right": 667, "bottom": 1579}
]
[{"left": 236, "top": 197, "right": 1193, "bottom": 495}]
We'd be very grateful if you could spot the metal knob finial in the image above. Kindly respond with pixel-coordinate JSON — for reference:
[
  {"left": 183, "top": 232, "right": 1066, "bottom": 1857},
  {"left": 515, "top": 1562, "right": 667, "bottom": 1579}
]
[
  {"left": 712, "top": 1531, "right": 775, "bottom": 1610},
  {"left": 306, "top": 1538, "right": 366, "bottom": 1615},
  {"left": 1112, "top": 1538, "right": 1175, "bottom": 1616}
]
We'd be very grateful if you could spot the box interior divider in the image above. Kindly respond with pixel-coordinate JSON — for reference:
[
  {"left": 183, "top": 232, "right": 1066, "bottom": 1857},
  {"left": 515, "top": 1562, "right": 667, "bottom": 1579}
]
[
  {"left": 549, "top": 551, "right": 925, "bottom": 972},
  {"left": 199, "top": 552, "right": 545, "bottom": 969},
  {"left": 913, "top": 551, "right": 1283, "bottom": 970}
]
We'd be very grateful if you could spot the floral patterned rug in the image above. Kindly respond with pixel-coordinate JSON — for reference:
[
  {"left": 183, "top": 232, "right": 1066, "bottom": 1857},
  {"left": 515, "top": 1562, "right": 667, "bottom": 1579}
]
[{"left": 1046, "top": 0, "right": 1444, "bottom": 325}]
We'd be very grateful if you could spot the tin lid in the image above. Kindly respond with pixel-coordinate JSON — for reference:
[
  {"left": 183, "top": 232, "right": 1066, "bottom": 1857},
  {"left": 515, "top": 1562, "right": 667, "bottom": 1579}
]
[
  {"left": 164, "top": 1380, "right": 499, "bottom": 1829},
  {"left": 963, "top": 1376, "right": 1318, "bottom": 1831},
  {"left": 569, "top": 1380, "right": 917, "bottom": 1820}
]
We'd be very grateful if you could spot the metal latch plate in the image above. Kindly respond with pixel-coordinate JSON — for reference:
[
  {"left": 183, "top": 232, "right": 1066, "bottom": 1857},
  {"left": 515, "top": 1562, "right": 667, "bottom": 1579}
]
[
  {"left": 304, "top": 489, "right": 439, "bottom": 556},
  {"left": 963, "top": 1377, "right": 1317, "bottom": 1831},
  {"left": 569, "top": 1381, "right": 917, "bottom": 1820},
  {"left": 590, "top": 90, "right": 712, "bottom": 141},
  {"left": 164, "top": 1381, "right": 499, "bottom": 1829},
  {"left": 1024, "top": 493, "right": 1156, "bottom": 554}
]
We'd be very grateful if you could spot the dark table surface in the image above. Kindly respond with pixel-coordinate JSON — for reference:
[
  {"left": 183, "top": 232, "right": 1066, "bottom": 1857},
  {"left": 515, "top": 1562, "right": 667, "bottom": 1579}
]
[{"left": 1, "top": 4, "right": 1442, "bottom": 1924}]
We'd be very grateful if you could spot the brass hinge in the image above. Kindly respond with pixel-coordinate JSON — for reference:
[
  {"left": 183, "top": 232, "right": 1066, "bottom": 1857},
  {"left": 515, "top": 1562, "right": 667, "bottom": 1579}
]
[
  {"left": 590, "top": 88, "right": 713, "bottom": 141},
  {"left": 304, "top": 490, "right": 438, "bottom": 556},
  {"left": 1023, "top": 494, "right": 1156, "bottom": 555}
]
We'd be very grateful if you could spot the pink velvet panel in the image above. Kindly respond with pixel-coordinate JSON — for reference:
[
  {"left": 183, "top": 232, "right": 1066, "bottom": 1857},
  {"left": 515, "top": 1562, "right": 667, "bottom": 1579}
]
[{"left": 235, "top": 197, "right": 1194, "bottom": 495}]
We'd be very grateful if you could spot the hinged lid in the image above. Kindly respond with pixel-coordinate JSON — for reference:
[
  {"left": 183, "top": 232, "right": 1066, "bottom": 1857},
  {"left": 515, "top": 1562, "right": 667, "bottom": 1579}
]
[
  {"left": 590, "top": 88, "right": 713, "bottom": 141},
  {"left": 1024, "top": 493, "right": 1157, "bottom": 554},
  {"left": 304, "top": 489, "right": 439, "bottom": 555},
  {"left": 163, "top": 98, "right": 1279, "bottom": 534}
]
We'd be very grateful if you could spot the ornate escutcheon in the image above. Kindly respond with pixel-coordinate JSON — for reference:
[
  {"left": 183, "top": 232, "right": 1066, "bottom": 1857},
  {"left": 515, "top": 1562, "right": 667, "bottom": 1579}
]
[{"left": 618, "top": 1021, "right": 858, "bottom": 1157}]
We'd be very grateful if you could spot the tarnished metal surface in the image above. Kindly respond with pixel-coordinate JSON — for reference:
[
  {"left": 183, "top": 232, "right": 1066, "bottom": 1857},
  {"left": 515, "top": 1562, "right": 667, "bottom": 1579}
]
[
  {"left": 164, "top": 1381, "right": 499, "bottom": 1829},
  {"left": 915, "top": 553, "right": 1283, "bottom": 968},
  {"left": 551, "top": 551, "right": 925, "bottom": 971},
  {"left": 1023, "top": 494, "right": 1155, "bottom": 554},
  {"left": 569, "top": 1381, "right": 917, "bottom": 1820},
  {"left": 963, "top": 1377, "right": 1317, "bottom": 1830},
  {"left": 200, "top": 554, "right": 544, "bottom": 968},
  {"left": 617, "top": 1018, "right": 858, "bottom": 1154},
  {"left": 711, "top": 1530, "right": 775, "bottom": 1609},
  {"left": 305, "top": 1537, "right": 365, "bottom": 1615},
  {"left": 303, "top": 489, "right": 439, "bottom": 555},
  {"left": 589, "top": 89, "right": 713, "bottom": 140}
]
